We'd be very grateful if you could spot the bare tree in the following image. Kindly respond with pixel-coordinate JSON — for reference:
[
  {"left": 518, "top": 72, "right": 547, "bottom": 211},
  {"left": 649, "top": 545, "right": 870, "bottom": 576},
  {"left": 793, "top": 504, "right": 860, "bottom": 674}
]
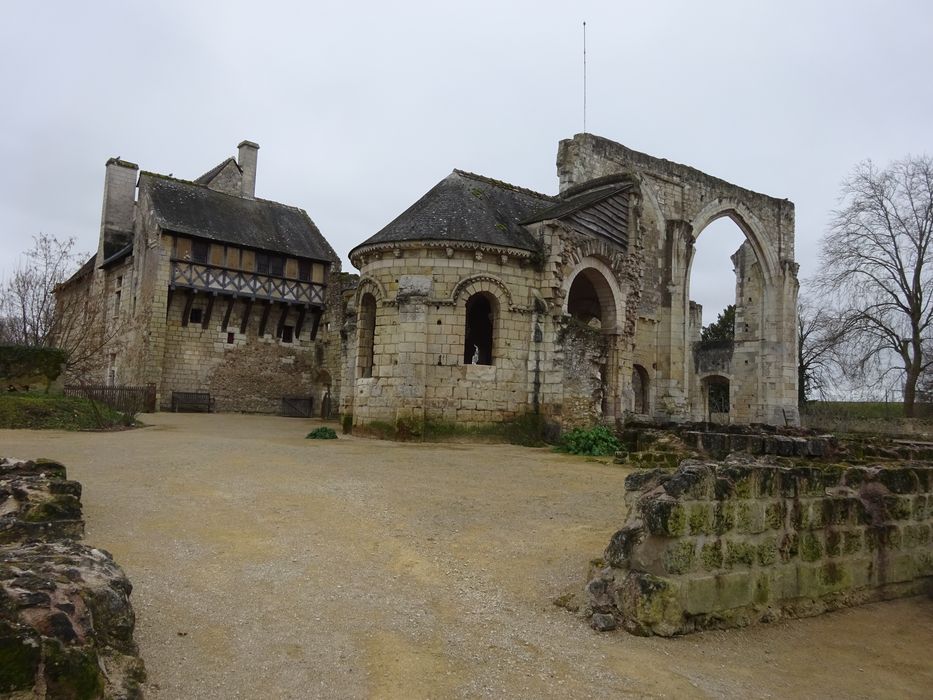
[
  {"left": 797, "top": 295, "right": 849, "bottom": 405},
  {"left": 817, "top": 155, "right": 933, "bottom": 416},
  {"left": 1, "top": 235, "right": 125, "bottom": 382},
  {"left": 1, "top": 234, "right": 80, "bottom": 346}
]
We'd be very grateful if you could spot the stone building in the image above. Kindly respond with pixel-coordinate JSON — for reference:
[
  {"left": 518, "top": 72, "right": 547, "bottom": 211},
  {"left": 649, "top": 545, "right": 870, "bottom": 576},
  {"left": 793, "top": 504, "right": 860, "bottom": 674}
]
[
  {"left": 55, "top": 141, "right": 343, "bottom": 413},
  {"left": 344, "top": 133, "right": 799, "bottom": 429}
]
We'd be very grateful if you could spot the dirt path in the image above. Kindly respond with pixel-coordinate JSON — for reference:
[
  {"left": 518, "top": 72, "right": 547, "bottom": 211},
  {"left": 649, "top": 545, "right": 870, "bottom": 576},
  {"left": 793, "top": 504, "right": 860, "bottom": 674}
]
[{"left": 3, "top": 413, "right": 932, "bottom": 698}]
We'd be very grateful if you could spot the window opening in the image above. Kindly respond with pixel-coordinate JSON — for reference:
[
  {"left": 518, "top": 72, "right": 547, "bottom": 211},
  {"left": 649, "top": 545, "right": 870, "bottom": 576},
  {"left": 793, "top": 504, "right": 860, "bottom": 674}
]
[
  {"left": 189, "top": 308, "right": 203, "bottom": 324},
  {"left": 192, "top": 239, "right": 209, "bottom": 263},
  {"left": 281, "top": 325, "right": 294, "bottom": 343},
  {"left": 632, "top": 365, "right": 649, "bottom": 414},
  {"left": 463, "top": 293, "right": 494, "bottom": 365}
]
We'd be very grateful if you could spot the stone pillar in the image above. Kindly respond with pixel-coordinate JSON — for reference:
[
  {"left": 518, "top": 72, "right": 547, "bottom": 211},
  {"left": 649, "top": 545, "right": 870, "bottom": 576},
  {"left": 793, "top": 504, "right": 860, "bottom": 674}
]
[
  {"left": 393, "top": 275, "right": 430, "bottom": 427},
  {"left": 655, "top": 220, "right": 693, "bottom": 421}
]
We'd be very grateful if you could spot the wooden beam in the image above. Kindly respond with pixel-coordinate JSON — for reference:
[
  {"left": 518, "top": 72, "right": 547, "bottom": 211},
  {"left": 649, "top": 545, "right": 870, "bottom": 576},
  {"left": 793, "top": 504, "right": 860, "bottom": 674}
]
[
  {"left": 201, "top": 294, "right": 215, "bottom": 329},
  {"left": 309, "top": 308, "right": 322, "bottom": 340},
  {"left": 166, "top": 289, "right": 174, "bottom": 319},
  {"left": 258, "top": 302, "right": 272, "bottom": 337},
  {"left": 275, "top": 303, "right": 289, "bottom": 339},
  {"left": 240, "top": 299, "right": 253, "bottom": 334},
  {"left": 294, "top": 306, "right": 307, "bottom": 340},
  {"left": 181, "top": 290, "right": 194, "bottom": 327},
  {"left": 221, "top": 297, "right": 235, "bottom": 331}
]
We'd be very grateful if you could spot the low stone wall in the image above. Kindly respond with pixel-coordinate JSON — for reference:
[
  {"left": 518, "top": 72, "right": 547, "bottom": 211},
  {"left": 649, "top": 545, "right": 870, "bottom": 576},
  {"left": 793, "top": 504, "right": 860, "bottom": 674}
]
[
  {"left": 585, "top": 457, "right": 933, "bottom": 636},
  {"left": 0, "top": 457, "right": 145, "bottom": 697}
]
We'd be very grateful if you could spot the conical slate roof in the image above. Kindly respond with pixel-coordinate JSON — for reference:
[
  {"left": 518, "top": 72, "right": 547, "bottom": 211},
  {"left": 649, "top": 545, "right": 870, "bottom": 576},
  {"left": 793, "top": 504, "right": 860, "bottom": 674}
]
[{"left": 350, "top": 170, "right": 557, "bottom": 256}]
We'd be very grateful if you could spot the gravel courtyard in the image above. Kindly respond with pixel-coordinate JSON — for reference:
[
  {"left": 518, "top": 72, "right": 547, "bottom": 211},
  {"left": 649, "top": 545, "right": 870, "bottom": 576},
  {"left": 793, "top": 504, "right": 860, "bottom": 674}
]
[{"left": 3, "top": 413, "right": 932, "bottom": 699}]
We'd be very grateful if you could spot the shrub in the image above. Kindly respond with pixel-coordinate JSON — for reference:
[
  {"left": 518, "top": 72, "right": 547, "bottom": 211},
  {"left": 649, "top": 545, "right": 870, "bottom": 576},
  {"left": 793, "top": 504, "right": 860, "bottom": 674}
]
[
  {"left": 306, "top": 427, "right": 337, "bottom": 440},
  {"left": 556, "top": 425, "right": 621, "bottom": 456},
  {"left": 341, "top": 413, "right": 353, "bottom": 435}
]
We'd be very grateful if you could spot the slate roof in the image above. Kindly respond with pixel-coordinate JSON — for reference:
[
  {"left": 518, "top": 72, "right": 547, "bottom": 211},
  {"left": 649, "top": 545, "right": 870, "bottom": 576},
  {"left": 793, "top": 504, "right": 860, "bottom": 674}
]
[
  {"left": 350, "top": 170, "right": 557, "bottom": 256},
  {"left": 59, "top": 254, "right": 97, "bottom": 289},
  {"left": 142, "top": 173, "right": 338, "bottom": 263},
  {"left": 522, "top": 181, "right": 632, "bottom": 224}
]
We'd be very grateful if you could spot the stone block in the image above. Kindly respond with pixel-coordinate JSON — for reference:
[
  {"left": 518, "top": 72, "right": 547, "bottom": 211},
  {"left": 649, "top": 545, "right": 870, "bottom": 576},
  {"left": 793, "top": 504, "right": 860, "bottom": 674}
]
[{"left": 640, "top": 496, "right": 687, "bottom": 537}]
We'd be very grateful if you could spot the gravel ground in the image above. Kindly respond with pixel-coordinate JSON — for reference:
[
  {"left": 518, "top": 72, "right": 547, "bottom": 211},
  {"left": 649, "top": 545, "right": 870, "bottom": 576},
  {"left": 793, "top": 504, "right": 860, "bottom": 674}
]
[{"left": 3, "top": 412, "right": 932, "bottom": 699}]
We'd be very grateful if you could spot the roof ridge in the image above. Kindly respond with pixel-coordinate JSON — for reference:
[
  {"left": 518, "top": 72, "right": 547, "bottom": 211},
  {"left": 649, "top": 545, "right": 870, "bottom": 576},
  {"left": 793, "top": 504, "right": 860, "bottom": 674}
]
[
  {"left": 452, "top": 169, "right": 556, "bottom": 202},
  {"left": 194, "top": 157, "right": 242, "bottom": 184}
]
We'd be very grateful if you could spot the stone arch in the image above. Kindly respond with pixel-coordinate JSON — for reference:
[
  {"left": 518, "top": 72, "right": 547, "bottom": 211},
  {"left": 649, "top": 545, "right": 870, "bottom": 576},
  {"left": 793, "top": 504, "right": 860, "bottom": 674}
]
[
  {"left": 690, "top": 198, "right": 778, "bottom": 284},
  {"left": 562, "top": 257, "right": 624, "bottom": 334},
  {"left": 355, "top": 275, "right": 386, "bottom": 305},
  {"left": 451, "top": 274, "right": 514, "bottom": 309}
]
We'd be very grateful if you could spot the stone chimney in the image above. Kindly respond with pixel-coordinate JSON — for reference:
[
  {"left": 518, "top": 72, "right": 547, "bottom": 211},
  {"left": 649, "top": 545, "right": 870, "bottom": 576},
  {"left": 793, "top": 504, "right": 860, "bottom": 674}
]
[
  {"left": 237, "top": 140, "right": 259, "bottom": 198},
  {"left": 98, "top": 157, "right": 138, "bottom": 261}
]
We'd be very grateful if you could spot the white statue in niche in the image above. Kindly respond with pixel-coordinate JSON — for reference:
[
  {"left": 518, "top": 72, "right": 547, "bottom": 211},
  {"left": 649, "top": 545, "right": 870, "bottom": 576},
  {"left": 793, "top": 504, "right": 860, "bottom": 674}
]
[{"left": 472, "top": 345, "right": 479, "bottom": 365}]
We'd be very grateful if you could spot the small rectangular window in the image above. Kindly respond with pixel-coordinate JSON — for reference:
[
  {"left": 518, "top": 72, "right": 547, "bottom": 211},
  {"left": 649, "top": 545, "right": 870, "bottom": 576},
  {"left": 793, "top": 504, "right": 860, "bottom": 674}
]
[
  {"left": 189, "top": 308, "right": 203, "bottom": 324},
  {"left": 113, "top": 290, "right": 121, "bottom": 318},
  {"left": 256, "top": 253, "right": 270, "bottom": 274},
  {"left": 227, "top": 332, "right": 235, "bottom": 344},
  {"left": 192, "top": 240, "right": 209, "bottom": 263},
  {"left": 298, "top": 260, "right": 311, "bottom": 281},
  {"left": 281, "top": 325, "right": 294, "bottom": 343},
  {"left": 269, "top": 255, "right": 285, "bottom": 277}
]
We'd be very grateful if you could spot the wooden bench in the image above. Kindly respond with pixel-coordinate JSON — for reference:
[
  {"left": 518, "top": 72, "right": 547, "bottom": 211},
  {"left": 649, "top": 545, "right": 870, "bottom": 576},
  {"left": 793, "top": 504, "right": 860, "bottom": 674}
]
[{"left": 171, "top": 391, "right": 214, "bottom": 413}]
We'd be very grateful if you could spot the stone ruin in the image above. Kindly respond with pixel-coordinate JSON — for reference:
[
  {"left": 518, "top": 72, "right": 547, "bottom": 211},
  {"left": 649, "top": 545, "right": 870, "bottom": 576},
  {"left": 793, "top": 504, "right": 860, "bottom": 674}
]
[
  {"left": 584, "top": 455, "right": 933, "bottom": 635},
  {"left": 0, "top": 457, "right": 145, "bottom": 698}
]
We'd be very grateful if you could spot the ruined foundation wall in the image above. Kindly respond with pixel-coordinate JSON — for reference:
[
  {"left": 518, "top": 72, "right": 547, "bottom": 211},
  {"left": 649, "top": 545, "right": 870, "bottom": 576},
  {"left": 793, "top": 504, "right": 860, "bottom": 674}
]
[{"left": 587, "top": 459, "right": 933, "bottom": 636}]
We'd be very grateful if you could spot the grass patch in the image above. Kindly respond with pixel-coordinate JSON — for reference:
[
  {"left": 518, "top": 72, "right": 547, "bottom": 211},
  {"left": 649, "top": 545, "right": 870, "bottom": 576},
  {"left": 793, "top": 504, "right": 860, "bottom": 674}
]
[
  {"left": 0, "top": 393, "right": 136, "bottom": 430},
  {"left": 306, "top": 427, "right": 337, "bottom": 440},
  {"left": 802, "top": 401, "right": 933, "bottom": 420}
]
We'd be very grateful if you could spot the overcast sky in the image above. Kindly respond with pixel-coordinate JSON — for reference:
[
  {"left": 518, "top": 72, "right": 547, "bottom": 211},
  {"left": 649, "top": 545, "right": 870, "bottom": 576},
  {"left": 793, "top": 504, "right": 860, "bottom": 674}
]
[{"left": 2, "top": 1, "right": 930, "bottom": 325}]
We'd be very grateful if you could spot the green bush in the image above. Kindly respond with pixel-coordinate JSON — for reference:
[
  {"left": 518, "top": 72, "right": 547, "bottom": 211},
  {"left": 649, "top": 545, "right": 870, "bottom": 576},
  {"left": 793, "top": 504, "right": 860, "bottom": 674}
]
[
  {"left": 341, "top": 413, "right": 353, "bottom": 435},
  {"left": 556, "top": 425, "right": 621, "bottom": 456},
  {"left": 306, "top": 427, "right": 337, "bottom": 440}
]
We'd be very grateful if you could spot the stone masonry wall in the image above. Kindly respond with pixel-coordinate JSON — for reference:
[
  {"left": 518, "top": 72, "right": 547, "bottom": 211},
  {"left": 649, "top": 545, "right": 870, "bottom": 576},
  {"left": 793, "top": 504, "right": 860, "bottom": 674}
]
[{"left": 586, "top": 458, "right": 933, "bottom": 636}]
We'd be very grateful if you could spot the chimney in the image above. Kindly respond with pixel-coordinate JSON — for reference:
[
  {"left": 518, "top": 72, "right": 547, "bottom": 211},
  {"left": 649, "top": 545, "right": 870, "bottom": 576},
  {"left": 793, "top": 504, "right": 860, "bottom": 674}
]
[
  {"left": 99, "top": 157, "right": 138, "bottom": 261},
  {"left": 237, "top": 140, "right": 259, "bottom": 198}
]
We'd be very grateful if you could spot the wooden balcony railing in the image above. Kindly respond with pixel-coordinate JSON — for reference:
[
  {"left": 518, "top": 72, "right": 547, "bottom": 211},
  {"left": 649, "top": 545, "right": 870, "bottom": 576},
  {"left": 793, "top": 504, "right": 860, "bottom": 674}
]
[{"left": 170, "top": 259, "right": 325, "bottom": 306}]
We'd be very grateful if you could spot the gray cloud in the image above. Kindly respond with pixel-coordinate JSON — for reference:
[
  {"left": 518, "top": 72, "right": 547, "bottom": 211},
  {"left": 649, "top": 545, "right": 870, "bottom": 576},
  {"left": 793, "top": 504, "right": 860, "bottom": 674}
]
[{"left": 2, "top": 0, "right": 930, "bottom": 325}]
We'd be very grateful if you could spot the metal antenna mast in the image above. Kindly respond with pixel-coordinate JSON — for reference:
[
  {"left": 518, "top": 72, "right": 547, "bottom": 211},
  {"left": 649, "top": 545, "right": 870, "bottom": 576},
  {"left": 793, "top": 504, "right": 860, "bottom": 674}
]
[{"left": 583, "top": 20, "right": 587, "bottom": 134}]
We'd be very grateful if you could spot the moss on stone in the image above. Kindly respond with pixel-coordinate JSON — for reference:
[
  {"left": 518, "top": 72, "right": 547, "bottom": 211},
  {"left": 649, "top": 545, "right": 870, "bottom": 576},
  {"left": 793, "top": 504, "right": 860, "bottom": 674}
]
[
  {"left": 663, "top": 541, "right": 697, "bottom": 575},
  {"left": 764, "top": 501, "right": 786, "bottom": 530},
  {"left": 0, "top": 628, "right": 40, "bottom": 693},
  {"left": 42, "top": 641, "right": 105, "bottom": 700},
  {"left": 757, "top": 540, "right": 778, "bottom": 566},
  {"left": 754, "top": 573, "right": 771, "bottom": 604},
  {"left": 799, "top": 532, "right": 823, "bottom": 562},
  {"left": 843, "top": 530, "right": 862, "bottom": 554},
  {"left": 824, "top": 529, "right": 842, "bottom": 557},
  {"left": 725, "top": 540, "right": 756, "bottom": 568},
  {"left": 714, "top": 502, "right": 735, "bottom": 535},
  {"left": 701, "top": 540, "right": 723, "bottom": 571},
  {"left": 689, "top": 504, "right": 713, "bottom": 535}
]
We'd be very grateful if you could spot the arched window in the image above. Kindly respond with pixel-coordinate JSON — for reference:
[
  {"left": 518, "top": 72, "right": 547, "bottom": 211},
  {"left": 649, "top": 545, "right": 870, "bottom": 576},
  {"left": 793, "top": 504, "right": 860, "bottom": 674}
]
[
  {"left": 632, "top": 364, "right": 649, "bottom": 414},
  {"left": 463, "top": 293, "right": 495, "bottom": 365},
  {"left": 357, "top": 293, "right": 376, "bottom": 378}
]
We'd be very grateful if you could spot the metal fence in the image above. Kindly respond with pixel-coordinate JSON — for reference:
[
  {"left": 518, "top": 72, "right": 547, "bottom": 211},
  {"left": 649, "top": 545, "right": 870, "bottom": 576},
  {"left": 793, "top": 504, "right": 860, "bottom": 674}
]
[{"left": 64, "top": 384, "right": 157, "bottom": 414}]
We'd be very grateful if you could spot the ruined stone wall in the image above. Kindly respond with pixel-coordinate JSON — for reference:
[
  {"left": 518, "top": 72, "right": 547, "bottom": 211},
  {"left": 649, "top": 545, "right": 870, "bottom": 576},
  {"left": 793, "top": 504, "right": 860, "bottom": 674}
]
[
  {"left": 587, "top": 459, "right": 933, "bottom": 636},
  {"left": 557, "top": 133, "right": 799, "bottom": 426}
]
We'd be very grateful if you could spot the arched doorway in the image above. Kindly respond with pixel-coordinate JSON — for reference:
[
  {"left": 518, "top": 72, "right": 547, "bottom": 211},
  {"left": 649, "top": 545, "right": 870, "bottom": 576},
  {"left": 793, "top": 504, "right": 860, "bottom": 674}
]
[
  {"left": 562, "top": 262, "right": 622, "bottom": 427},
  {"left": 702, "top": 374, "right": 730, "bottom": 423}
]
